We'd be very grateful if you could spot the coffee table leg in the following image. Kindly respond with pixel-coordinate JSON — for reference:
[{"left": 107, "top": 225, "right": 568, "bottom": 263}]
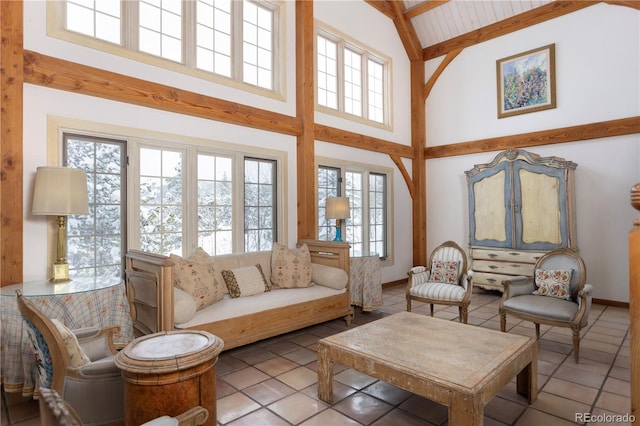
[
  {"left": 449, "top": 394, "right": 482, "bottom": 426},
  {"left": 317, "top": 343, "right": 334, "bottom": 403},
  {"left": 516, "top": 346, "right": 538, "bottom": 403}
]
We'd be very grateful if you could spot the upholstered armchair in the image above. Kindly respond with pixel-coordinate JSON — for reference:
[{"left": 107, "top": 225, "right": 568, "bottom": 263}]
[
  {"left": 406, "top": 241, "right": 473, "bottom": 323},
  {"left": 16, "top": 290, "right": 124, "bottom": 426},
  {"left": 499, "top": 248, "right": 592, "bottom": 363},
  {"left": 39, "top": 387, "right": 210, "bottom": 426}
]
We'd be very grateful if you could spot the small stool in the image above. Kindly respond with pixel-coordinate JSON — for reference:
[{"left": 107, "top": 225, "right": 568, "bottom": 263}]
[{"left": 115, "top": 330, "right": 224, "bottom": 426}]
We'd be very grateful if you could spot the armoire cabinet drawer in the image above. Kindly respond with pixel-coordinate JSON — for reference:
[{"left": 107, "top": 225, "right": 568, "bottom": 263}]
[{"left": 471, "top": 248, "right": 545, "bottom": 265}]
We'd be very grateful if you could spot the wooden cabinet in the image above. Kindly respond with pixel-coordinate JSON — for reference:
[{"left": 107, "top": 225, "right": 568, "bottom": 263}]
[{"left": 465, "top": 149, "right": 577, "bottom": 291}]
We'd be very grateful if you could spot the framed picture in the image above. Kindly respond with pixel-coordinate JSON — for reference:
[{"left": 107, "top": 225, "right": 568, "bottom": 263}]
[{"left": 496, "top": 43, "right": 556, "bottom": 119}]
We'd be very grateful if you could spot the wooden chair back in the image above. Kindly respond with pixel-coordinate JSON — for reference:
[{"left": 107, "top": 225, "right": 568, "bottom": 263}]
[{"left": 15, "top": 290, "right": 69, "bottom": 393}]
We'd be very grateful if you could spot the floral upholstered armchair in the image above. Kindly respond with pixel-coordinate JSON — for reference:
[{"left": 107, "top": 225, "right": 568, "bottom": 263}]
[
  {"left": 406, "top": 241, "right": 473, "bottom": 323},
  {"left": 499, "top": 248, "right": 592, "bottom": 363},
  {"left": 16, "top": 290, "right": 124, "bottom": 425}
]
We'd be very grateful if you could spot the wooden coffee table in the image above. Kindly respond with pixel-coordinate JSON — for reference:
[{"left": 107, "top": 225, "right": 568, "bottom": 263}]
[{"left": 317, "top": 311, "right": 537, "bottom": 426}]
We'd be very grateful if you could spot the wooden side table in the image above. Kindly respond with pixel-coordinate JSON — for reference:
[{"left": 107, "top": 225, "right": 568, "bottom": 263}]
[{"left": 115, "top": 330, "right": 224, "bottom": 426}]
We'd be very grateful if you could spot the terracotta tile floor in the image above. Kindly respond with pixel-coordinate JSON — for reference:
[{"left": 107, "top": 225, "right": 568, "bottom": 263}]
[{"left": 2, "top": 285, "right": 632, "bottom": 425}]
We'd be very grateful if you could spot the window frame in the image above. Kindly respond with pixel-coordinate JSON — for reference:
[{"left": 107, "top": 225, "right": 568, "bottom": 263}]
[
  {"left": 316, "top": 158, "right": 393, "bottom": 263},
  {"left": 63, "top": 132, "right": 128, "bottom": 279},
  {"left": 315, "top": 22, "right": 392, "bottom": 130},
  {"left": 51, "top": 117, "right": 286, "bottom": 276},
  {"left": 48, "top": 0, "right": 285, "bottom": 98}
]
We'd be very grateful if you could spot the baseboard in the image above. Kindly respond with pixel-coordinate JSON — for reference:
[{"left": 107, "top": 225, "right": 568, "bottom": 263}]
[
  {"left": 593, "top": 298, "right": 630, "bottom": 309},
  {"left": 382, "top": 279, "right": 407, "bottom": 289}
]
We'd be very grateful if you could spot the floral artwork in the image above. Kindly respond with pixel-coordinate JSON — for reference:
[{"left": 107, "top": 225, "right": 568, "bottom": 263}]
[{"left": 497, "top": 44, "right": 556, "bottom": 118}]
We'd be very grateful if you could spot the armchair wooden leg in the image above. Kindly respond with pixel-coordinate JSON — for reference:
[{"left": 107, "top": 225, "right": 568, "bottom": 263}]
[
  {"left": 430, "top": 304, "right": 434, "bottom": 317},
  {"left": 500, "top": 312, "right": 506, "bottom": 332},
  {"left": 459, "top": 307, "right": 468, "bottom": 324},
  {"left": 572, "top": 328, "right": 581, "bottom": 363},
  {"left": 535, "top": 323, "right": 540, "bottom": 339},
  {"left": 406, "top": 299, "right": 412, "bottom": 312}
]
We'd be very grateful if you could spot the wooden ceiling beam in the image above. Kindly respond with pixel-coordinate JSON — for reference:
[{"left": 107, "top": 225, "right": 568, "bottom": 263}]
[
  {"left": 404, "top": 0, "right": 450, "bottom": 20},
  {"left": 23, "top": 51, "right": 302, "bottom": 137},
  {"left": 423, "top": 1, "right": 600, "bottom": 60},
  {"left": 424, "top": 117, "right": 640, "bottom": 159},
  {"left": 365, "top": 0, "right": 423, "bottom": 61},
  {"left": 315, "top": 124, "right": 414, "bottom": 159}
]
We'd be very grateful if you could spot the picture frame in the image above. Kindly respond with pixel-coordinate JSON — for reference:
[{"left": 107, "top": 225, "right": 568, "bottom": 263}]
[{"left": 496, "top": 43, "right": 556, "bottom": 119}]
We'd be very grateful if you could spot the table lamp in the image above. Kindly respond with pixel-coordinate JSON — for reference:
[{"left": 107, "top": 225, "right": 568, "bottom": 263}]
[
  {"left": 32, "top": 166, "right": 89, "bottom": 282},
  {"left": 325, "top": 197, "right": 350, "bottom": 242}
]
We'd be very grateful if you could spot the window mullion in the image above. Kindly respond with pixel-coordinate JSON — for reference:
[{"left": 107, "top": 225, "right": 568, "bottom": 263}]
[
  {"left": 337, "top": 40, "right": 345, "bottom": 114},
  {"left": 183, "top": 0, "right": 196, "bottom": 68},
  {"left": 362, "top": 53, "right": 369, "bottom": 121},
  {"left": 123, "top": 0, "right": 138, "bottom": 50},
  {"left": 232, "top": 0, "right": 243, "bottom": 84}
]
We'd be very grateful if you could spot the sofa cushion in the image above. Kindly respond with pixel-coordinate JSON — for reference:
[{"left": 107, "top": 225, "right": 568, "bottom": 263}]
[
  {"left": 271, "top": 242, "right": 313, "bottom": 289},
  {"left": 170, "top": 253, "right": 222, "bottom": 310},
  {"left": 173, "top": 287, "right": 197, "bottom": 325},
  {"left": 222, "top": 264, "right": 271, "bottom": 298},
  {"left": 409, "top": 282, "right": 466, "bottom": 301},
  {"left": 532, "top": 269, "right": 573, "bottom": 300},
  {"left": 430, "top": 260, "right": 459, "bottom": 284},
  {"left": 311, "top": 263, "right": 348, "bottom": 290},
  {"left": 51, "top": 319, "right": 90, "bottom": 368}
]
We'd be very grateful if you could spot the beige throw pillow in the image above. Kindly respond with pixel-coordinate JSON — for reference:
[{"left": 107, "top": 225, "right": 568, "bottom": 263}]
[
  {"left": 222, "top": 264, "right": 270, "bottom": 298},
  {"left": 170, "top": 253, "right": 223, "bottom": 310},
  {"left": 51, "top": 319, "right": 90, "bottom": 368},
  {"left": 270, "top": 242, "right": 313, "bottom": 289}
]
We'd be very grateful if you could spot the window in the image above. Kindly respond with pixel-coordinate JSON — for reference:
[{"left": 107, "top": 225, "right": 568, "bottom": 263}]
[
  {"left": 316, "top": 27, "right": 390, "bottom": 126},
  {"left": 134, "top": 144, "right": 280, "bottom": 257},
  {"left": 197, "top": 154, "right": 233, "bottom": 255},
  {"left": 61, "top": 124, "right": 282, "bottom": 278},
  {"left": 317, "top": 164, "right": 390, "bottom": 258},
  {"left": 317, "top": 166, "right": 341, "bottom": 241},
  {"left": 56, "top": 0, "right": 280, "bottom": 92},
  {"left": 139, "top": 147, "right": 184, "bottom": 255},
  {"left": 139, "top": 0, "right": 183, "bottom": 62},
  {"left": 244, "top": 158, "right": 276, "bottom": 251},
  {"left": 63, "top": 134, "right": 127, "bottom": 278}
]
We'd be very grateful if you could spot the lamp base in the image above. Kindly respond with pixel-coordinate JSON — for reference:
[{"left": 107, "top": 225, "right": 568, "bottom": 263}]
[
  {"left": 333, "top": 226, "right": 343, "bottom": 242},
  {"left": 50, "top": 262, "right": 71, "bottom": 283}
]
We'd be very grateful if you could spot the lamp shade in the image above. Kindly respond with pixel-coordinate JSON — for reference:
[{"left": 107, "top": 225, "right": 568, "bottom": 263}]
[
  {"left": 325, "top": 197, "right": 350, "bottom": 220},
  {"left": 32, "top": 167, "right": 89, "bottom": 215}
]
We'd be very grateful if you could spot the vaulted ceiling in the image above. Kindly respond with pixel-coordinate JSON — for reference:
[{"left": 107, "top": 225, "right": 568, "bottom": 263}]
[{"left": 366, "top": 0, "right": 639, "bottom": 61}]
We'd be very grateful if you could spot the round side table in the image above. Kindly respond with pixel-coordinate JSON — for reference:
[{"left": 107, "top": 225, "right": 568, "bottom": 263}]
[{"left": 115, "top": 330, "right": 224, "bottom": 426}]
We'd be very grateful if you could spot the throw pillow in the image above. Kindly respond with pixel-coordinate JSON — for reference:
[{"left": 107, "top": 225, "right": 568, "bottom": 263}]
[
  {"left": 170, "top": 254, "right": 222, "bottom": 310},
  {"left": 51, "top": 319, "right": 91, "bottom": 368},
  {"left": 222, "top": 264, "right": 270, "bottom": 298},
  {"left": 430, "top": 260, "right": 460, "bottom": 284},
  {"left": 270, "top": 242, "right": 313, "bottom": 288},
  {"left": 311, "top": 263, "right": 348, "bottom": 290},
  {"left": 532, "top": 269, "right": 573, "bottom": 300},
  {"left": 173, "top": 287, "right": 197, "bottom": 325}
]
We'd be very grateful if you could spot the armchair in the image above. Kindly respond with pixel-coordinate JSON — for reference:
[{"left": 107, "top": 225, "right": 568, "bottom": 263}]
[
  {"left": 499, "top": 248, "right": 592, "bottom": 363},
  {"left": 39, "top": 387, "right": 210, "bottom": 426},
  {"left": 406, "top": 241, "right": 473, "bottom": 323},
  {"left": 16, "top": 290, "right": 124, "bottom": 425}
]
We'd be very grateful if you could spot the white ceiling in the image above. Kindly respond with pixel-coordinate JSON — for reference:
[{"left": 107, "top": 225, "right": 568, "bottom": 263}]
[{"left": 403, "top": 0, "right": 554, "bottom": 49}]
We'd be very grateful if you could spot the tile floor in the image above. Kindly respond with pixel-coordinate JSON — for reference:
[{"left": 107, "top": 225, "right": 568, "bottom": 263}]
[{"left": 1, "top": 285, "right": 632, "bottom": 425}]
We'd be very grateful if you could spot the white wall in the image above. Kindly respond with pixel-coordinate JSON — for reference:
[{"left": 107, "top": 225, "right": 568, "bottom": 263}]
[
  {"left": 21, "top": 1, "right": 414, "bottom": 284},
  {"left": 425, "top": 4, "right": 640, "bottom": 302}
]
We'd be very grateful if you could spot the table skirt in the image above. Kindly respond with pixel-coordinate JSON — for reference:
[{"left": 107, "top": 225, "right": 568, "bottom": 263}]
[{"left": 0, "top": 283, "right": 134, "bottom": 397}]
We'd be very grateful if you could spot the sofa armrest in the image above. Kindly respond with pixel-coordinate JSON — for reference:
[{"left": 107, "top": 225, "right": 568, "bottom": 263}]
[{"left": 311, "top": 263, "right": 348, "bottom": 290}]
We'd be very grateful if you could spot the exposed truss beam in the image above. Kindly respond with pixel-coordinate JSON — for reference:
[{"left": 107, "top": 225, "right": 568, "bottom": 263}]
[
  {"left": 423, "top": 1, "right": 600, "bottom": 60},
  {"left": 404, "top": 0, "right": 450, "bottom": 20}
]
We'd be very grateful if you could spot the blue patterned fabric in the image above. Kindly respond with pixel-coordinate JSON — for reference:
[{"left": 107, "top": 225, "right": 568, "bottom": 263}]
[{"left": 22, "top": 317, "right": 53, "bottom": 389}]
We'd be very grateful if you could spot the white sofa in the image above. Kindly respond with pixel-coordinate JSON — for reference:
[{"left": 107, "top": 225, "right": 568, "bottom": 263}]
[{"left": 125, "top": 240, "right": 353, "bottom": 350}]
